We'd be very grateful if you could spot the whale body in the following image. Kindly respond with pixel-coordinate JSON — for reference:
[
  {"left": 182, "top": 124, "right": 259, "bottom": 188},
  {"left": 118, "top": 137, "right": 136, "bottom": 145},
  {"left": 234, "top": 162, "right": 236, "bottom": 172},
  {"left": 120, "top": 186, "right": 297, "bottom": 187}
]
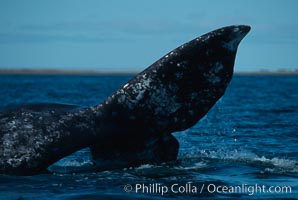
[{"left": 0, "top": 25, "right": 250, "bottom": 175}]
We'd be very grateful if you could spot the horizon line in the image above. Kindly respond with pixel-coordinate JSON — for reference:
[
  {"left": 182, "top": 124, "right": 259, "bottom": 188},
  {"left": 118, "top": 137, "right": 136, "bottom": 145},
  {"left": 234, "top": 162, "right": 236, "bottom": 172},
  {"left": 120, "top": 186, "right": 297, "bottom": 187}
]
[{"left": 0, "top": 68, "right": 298, "bottom": 75}]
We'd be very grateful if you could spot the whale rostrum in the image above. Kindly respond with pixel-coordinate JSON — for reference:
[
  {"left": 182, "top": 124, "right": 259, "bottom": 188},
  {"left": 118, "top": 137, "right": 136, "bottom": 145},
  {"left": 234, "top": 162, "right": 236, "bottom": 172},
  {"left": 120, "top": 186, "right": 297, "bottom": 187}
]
[{"left": 0, "top": 25, "right": 250, "bottom": 175}]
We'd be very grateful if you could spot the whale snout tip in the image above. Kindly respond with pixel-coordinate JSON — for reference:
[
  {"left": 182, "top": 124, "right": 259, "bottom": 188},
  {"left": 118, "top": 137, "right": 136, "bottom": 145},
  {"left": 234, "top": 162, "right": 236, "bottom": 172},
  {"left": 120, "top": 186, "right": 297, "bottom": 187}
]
[
  {"left": 238, "top": 25, "right": 251, "bottom": 33},
  {"left": 235, "top": 25, "right": 251, "bottom": 38},
  {"left": 221, "top": 25, "right": 251, "bottom": 52},
  {"left": 232, "top": 25, "right": 251, "bottom": 39}
]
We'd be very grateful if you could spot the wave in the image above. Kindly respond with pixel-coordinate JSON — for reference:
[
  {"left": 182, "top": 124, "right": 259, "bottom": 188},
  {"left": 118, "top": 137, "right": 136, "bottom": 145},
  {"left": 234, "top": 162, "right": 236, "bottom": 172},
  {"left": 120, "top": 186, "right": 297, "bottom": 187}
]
[
  {"left": 178, "top": 149, "right": 298, "bottom": 175},
  {"left": 48, "top": 146, "right": 297, "bottom": 177}
]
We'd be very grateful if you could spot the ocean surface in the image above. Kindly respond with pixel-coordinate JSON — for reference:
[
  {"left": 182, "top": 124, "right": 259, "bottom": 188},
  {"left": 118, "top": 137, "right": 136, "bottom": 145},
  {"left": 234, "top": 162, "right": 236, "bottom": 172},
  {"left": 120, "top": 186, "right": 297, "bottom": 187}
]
[{"left": 0, "top": 74, "right": 297, "bottom": 200}]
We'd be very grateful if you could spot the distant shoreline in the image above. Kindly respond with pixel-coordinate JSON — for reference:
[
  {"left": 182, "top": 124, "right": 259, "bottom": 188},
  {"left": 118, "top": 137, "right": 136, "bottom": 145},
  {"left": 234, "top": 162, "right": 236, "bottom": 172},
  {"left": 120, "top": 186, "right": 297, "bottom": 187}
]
[
  {"left": 235, "top": 70, "right": 298, "bottom": 75},
  {"left": 0, "top": 69, "right": 297, "bottom": 75},
  {"left": 0, "top": 69, "right": 137, "bottom": 75}
]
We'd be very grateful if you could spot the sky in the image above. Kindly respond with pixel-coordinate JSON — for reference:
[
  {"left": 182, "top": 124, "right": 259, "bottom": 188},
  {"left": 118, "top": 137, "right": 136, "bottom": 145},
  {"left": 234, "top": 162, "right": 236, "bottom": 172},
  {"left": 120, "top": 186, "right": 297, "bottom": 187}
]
[{"left": 0, "top": 0, "right": 297, "bottom": 72}]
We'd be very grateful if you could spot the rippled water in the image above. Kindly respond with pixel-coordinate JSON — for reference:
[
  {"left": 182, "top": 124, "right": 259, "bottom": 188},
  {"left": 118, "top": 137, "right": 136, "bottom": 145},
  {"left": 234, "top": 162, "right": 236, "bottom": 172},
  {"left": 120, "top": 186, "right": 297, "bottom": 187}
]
[{"left": 0, "top": 74, "right": 297, "bottom": 199}]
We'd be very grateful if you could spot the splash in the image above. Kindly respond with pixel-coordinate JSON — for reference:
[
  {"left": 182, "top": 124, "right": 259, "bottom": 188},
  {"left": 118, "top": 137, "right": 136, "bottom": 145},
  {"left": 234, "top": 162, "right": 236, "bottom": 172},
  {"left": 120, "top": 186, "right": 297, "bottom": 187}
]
[{"left": 179, "top": 149, "right": 297, "bottom": 174}]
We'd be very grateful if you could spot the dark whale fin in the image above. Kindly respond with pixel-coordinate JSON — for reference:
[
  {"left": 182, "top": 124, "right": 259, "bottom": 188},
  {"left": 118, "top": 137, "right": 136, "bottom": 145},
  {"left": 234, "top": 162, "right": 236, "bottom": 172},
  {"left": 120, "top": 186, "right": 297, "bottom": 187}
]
[
  {"left": 91, "top": 134, "right": 179, "bottom": 171},
  {"left": 0, "top": 25, "right": 250, "bottom": 175},
  {"left": 90, "top": 25, "right": 251, "bottom": 168}
]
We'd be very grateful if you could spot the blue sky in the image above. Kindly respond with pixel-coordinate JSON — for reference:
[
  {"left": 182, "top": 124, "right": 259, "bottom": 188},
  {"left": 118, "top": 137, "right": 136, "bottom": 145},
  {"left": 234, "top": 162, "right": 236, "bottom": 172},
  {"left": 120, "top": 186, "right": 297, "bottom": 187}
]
[{"left": 0, "top": 0, "right": 297, "bottom": 72}]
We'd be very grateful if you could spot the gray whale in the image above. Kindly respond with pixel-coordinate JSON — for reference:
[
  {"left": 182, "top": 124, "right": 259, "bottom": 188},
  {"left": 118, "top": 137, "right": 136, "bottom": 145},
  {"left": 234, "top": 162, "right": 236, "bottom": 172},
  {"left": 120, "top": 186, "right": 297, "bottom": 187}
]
[{"left": 0, "top": 25, "right": 250, "bottom": 175}]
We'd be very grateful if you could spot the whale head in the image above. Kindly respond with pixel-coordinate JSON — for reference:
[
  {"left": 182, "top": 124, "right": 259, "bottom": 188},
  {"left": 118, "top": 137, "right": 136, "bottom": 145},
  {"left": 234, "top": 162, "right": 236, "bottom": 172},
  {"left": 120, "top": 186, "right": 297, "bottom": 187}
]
[
  {"left": 106, "top": 25, "right": 251, "bottom": 132},
  {"left": 158, "top": 25, "right": 250, "bottom": 131},
  {"left": 150, "top": 25, "right": 251, "bottom": 89}
]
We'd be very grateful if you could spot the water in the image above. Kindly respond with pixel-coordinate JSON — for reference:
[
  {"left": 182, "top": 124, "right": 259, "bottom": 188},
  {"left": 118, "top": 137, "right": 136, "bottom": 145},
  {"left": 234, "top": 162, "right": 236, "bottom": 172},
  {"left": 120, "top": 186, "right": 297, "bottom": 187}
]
[{"left": 0, "top": 74, "right": 297, "bottom": 199}]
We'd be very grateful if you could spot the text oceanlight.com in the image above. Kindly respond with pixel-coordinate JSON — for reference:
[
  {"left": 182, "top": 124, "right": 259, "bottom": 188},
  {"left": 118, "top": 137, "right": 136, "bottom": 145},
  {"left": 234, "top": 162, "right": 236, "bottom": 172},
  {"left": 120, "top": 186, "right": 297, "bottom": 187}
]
[{"left": 123, "top": 183, "right": 292, "bottom": 196}]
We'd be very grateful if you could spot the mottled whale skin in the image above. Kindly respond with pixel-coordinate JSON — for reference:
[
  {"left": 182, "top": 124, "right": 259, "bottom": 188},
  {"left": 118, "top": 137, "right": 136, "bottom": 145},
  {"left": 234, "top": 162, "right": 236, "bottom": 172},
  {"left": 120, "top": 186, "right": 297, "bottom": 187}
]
[
  {"left": 0, "top": 25, "right": 250, "bottom": 175},
  {"left": 90, "top": 25, "right": 250, "bottom": 168}
]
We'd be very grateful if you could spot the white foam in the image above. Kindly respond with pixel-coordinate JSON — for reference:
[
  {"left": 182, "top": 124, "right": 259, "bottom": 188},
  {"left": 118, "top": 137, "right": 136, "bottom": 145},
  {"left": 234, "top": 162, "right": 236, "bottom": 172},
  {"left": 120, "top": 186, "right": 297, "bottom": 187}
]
[
  {"left": 182, "top": 149, "right": 297, "bottom": 173},
  {"left": 254, "top": 156, "right": 297, "bottom": 170},
  {"left": 175, "top": 161, "right": 207, "bottom": 170},
  {"left": 135, "top": 164, "right": 155, "bottom": 170}
]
